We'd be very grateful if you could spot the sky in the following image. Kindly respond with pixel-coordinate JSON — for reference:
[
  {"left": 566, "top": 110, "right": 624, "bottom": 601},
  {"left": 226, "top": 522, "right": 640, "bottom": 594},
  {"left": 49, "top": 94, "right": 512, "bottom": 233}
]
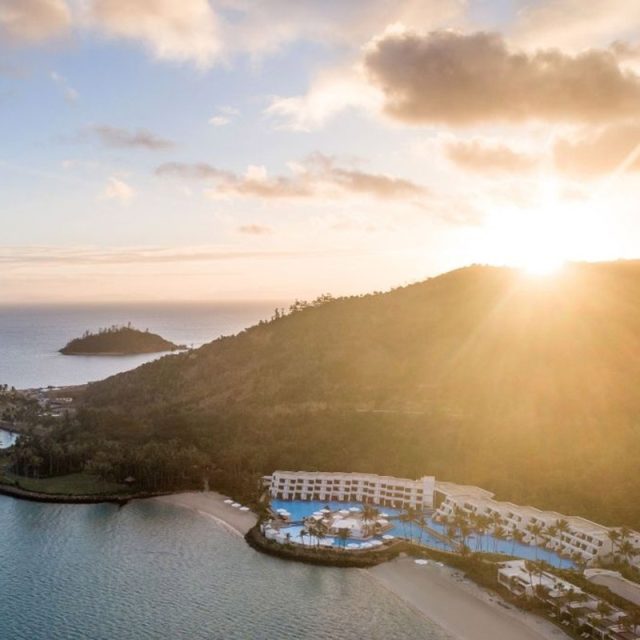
[{"left": 2, "top": 0, "right": 640, "bottom": 302}]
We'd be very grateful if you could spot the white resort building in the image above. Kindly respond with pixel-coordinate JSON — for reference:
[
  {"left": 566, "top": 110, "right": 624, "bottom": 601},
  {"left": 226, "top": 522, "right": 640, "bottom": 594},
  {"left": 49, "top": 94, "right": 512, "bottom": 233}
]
[
  {"left": 264, "top": 471, "right": 640, "bottom": 567},
  {"left": 433, "top": 482, "right": 613, "bottom": 564},
  {"left": 265, "top": 470, "right": 435, "bottom": 509}
]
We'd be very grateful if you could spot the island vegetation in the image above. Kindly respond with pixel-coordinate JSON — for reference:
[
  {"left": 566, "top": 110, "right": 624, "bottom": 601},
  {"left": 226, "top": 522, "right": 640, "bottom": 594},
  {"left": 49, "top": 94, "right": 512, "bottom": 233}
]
[
  {"left": 59, "top": 324, "right": 184, "bottom": 355},
  {"left": 5, "top": 261, "right": 640, "bottom": 531}
]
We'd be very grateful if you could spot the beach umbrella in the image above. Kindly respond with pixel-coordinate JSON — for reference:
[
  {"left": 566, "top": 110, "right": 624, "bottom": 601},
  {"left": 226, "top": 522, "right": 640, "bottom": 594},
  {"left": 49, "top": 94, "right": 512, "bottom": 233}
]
[
  {"left": 239, "top": 506, "right": 250, "bottom": 512},
  {"left": 382, "top": 534, "right": 395, "bottom": 540},
  {"left": 346, "top": 543, "right": 359, "bottom": 549},
  {"left": 231, "top": 503, "right": 241, "bottom": 508},
  {"left": 370, "top": 540, "right": 383, "bottom": 547},
  {"left": 349, "top": 507, "right": 361, "bottom": 513},
  {"left": 321, "top": 508, "right": 331, "bottom": 513},
  {"left": 414, "top": 559, "right": 429, "bottom": 565},
  {"left": 223, "top": 499, "right": 233, "bottom": 504}
]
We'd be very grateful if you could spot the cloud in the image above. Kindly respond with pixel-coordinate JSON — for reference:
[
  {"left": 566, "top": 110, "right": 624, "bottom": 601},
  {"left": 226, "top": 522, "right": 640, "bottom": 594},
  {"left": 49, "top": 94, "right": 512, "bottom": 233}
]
[
  {"left": 89, "top": 0, "right": 222, "bottom": 68},
  {"left": 0, "top": 0, "right": 70, "bottom": 44},
  {"left": 266, "top": 66, "right": 382, "bottom": 131},
  {"left": 363, "top": 30, "right": 640, "bottom": 126},
  {"left": 90, "top": 125, "right": 174, "bottom": 150},
  {"left": 445, "top": 139, "right": 538, "bottom": 173},
  {"left": 610, "top": 40, "right": 640, "bottom": 62},
  {"left": 238, "top": 224, "right": 272, "bottom": 235},
  {"left": 220, "top": 0, "right": 463, "bottom": 60},
  {"left": 513, "top": 0, "right": 640, "bottom": 52},
  {"left": 554, "top": 123, "right": 640, "bottom": 177},
  {"left": 50, "top": 70, "right": 78, "bottom": 103},
  {"left": 0, "top": 0, "right": 462, "bottom": 67},
  {"left": 156, "top": 153, "right": 427, "bottom": 202},
  {"left": 0, "top": 245, "right": 340, "bottom": 266},
  {"left": 209, "top": 106, "right": 239, "bottom": 127},
  {"left": 102, "top": 176, "right": 135, "bottom": 202}
]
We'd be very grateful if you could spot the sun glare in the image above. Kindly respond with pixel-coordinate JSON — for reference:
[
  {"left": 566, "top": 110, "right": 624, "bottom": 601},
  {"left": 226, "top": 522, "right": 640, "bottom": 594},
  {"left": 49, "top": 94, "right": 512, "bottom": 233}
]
[
  {"left": 521, "top": 255, "right": 565, "bottom": 277},
  {"left": 479, "top": 180, "right": 615, "bottom": 279}
]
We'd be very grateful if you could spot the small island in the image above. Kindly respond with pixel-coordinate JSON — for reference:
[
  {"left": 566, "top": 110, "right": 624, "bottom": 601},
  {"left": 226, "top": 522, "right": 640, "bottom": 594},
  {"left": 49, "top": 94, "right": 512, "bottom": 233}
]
[{"left": 59, "top": 324, "right": 185, "bottom": 356}]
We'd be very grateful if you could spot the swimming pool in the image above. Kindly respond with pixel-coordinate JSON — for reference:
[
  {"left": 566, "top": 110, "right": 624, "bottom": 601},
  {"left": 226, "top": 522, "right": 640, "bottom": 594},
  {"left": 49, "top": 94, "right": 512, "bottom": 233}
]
[{"left": 270, "top": 499, "right": 574, "bottom": 568}]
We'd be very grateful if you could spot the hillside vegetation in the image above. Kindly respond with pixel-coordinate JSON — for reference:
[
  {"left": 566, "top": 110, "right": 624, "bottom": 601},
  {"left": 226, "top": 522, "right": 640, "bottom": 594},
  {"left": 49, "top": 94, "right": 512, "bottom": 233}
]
[
  {"left": 60, "top": 325, "right": 183, "bottom": 355},
  {"left": 65, "top": 262, "right": 640, "bottom": 524}
]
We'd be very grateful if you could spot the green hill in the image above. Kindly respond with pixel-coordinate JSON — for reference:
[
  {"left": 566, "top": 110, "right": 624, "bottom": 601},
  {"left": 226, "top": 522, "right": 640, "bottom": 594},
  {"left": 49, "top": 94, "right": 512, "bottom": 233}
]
[
  {"left": 68, "top": 262, "right": 640, "bottom": 525},
  {"left": 60, "top": 325, "right": 183, "bottom": 355}
]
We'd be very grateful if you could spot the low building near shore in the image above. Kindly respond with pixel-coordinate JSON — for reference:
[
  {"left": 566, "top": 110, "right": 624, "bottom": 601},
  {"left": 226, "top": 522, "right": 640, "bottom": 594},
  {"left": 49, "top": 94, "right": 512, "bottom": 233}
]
[{"left": 498, "top": 560, "right": 640, "bottom": 640}]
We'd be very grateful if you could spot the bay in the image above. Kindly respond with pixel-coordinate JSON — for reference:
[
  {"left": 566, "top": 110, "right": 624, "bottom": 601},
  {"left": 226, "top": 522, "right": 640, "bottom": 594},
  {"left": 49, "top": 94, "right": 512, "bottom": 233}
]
[{"left": 0, "top": 497, "right": 447, "bottom": 640}]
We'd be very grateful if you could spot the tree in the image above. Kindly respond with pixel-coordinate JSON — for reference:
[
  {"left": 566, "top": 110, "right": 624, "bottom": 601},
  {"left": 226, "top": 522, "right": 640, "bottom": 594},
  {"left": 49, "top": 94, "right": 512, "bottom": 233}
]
[
  {"left": 619, "top": 539, "right": 638, "bottom": 565},
  {"left": 336, "top": 528, "right": 351, "bottom": 549},
  {"left": 362, "top": 505, "right": 380, "bottom": 538},
  {"left": 526, "top": 522, "right": 544, "bottom": 560},
  {"left": 511, "top": 528, "right": 525, "bottom": 556},
  {"left": 607, "top": 528, "right": 621, "bottom": 557}
]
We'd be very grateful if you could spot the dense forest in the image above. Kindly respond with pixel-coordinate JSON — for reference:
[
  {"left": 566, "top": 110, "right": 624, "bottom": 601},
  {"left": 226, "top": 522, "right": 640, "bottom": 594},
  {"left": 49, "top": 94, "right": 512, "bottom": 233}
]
[
  {"left": 23, "top": 262, "right": 640, "bottom": 524},
  {"left": 60, "top": 324, "right": 183, "bottom": 355}
]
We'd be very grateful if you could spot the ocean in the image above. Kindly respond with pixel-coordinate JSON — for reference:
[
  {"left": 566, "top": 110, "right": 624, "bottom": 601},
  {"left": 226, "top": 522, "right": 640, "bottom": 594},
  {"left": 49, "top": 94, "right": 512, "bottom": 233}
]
[
  {"left": 0, "top": 302, "right": 278, "bottom": 389},
  {"left": 0, "top": 303, "right": 447, "bottom": 639},
  {"left": 0, "top": 497, "right": 447, "bottom": 640}
]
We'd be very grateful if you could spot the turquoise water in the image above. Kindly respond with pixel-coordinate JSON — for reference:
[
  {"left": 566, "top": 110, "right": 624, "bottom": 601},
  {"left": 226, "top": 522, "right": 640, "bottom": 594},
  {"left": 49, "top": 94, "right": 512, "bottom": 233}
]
[
  {"left": 0, "top": 496, "right": 450, "bottom": 640},
  {"left": 272, "top": 500, "right": 574, "bottom": 569}
]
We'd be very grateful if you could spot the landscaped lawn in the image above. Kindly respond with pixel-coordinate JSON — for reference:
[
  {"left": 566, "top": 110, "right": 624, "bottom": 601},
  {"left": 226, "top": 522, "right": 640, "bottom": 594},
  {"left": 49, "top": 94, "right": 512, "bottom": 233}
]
[{"left": 2, "top": 471, "right": 126, "bottom": 495}]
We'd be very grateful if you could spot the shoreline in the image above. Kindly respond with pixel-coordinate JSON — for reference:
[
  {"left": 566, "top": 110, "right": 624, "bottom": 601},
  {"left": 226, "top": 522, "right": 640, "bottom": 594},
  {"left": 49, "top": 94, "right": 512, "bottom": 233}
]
[
  {"left": 152, "top": 491, "right": 257, "bottom": 536},
  {"left": 0, "top": 486, "right": 576, "bottom": 640},
  {"left": 368, "top": 557, "right": 570, "bottom": 640},
  {"left": 0, "top": 482, "right": 170, "bottom": 504}
]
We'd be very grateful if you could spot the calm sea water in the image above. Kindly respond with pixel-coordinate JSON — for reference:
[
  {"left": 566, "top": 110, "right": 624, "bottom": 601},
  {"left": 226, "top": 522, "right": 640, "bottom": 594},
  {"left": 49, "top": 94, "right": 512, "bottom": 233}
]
[
  {"left": 0, "top": 497, "right": 447, "bottom": 640},
  {"left": 0, "top": 304, "right": 449, "bottom": 639},
  {"left": 0, "top": 303, "right": 278, "bottom": 389}
]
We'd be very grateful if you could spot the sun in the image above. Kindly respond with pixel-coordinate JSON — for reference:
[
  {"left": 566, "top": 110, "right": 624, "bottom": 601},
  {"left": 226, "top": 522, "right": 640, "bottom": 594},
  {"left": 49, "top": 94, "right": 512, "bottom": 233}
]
[{"left": 521, "top": 254, "right": 565, "bottom": 277}]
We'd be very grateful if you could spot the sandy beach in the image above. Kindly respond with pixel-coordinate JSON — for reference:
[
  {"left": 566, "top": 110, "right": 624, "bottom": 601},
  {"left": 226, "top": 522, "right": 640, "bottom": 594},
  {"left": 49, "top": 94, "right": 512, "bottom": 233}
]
[
  {"left": 153, "top": 491, "right": 257, "bottom": 537},
  {"left": 156, "top": 494, "right": 569, "bottom": 640},
  {"left": 368, "top": 556, "right": 570, "bottom": 640}
]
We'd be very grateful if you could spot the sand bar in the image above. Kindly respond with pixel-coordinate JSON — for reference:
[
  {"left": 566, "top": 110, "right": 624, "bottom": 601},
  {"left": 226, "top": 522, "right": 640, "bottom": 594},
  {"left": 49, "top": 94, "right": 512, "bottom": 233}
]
[
  {"left": 368, "top": 556, "right": 570, "bottom": 640},
  {"left": 153, "top": 491, "right": 257, "bottom": 536}
]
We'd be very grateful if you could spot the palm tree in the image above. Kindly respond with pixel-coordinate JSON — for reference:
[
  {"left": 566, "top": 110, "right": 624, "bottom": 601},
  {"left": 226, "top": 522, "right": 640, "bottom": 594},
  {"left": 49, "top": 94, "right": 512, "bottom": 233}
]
[
  {"left": 493, "top": 526, "right": 507, "bottom": 555},
  {"left": 314, "top": 520, "right": 329, "bottom": 549},
  {"left": 545, "top": 524, "right": 558, "bottom": 548},
  {"left": 524, "top": 559, "right": 537, "bottom": 592},
  {"left": 475, "top": 514, "right": 490, "bottom": 552},
  {"left": 511, "top": 527, "right": 525, "bottom": 556},
  {"left": 555, "top": 518, "right": 570, "bottom": 538},
  {"left": 619, "top": 539, "right": 637, "bottom": 565},
  {"left": 458, "top": 520, "right": 472, "bottom": 555},
  {"left": 607, "top": 528, "right": 621, "bottom": 557},
  {"left": 336, "top": 528, "right": 351, "bottom": 549},
  {"left": 362, "top": 505, "right": 379, "bottom": 537},
  {"left": 570, "top": 551, "right": 586, "bottom": 573},
  {"left": 526, "top": 522, "right": 544, "bottom": 560}
]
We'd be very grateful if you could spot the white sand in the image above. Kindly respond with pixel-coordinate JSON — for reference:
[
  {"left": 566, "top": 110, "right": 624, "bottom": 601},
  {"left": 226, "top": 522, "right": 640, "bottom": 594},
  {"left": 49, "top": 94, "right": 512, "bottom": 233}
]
[
  {"left": 368, "top": 557, "right": 570, "bottom": 640},
  {"left": 155, "top": 494, "right": 570, "bottom": 640},
  {"left": 153, "top": 491, "right": 257, "bottom": 537}
]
